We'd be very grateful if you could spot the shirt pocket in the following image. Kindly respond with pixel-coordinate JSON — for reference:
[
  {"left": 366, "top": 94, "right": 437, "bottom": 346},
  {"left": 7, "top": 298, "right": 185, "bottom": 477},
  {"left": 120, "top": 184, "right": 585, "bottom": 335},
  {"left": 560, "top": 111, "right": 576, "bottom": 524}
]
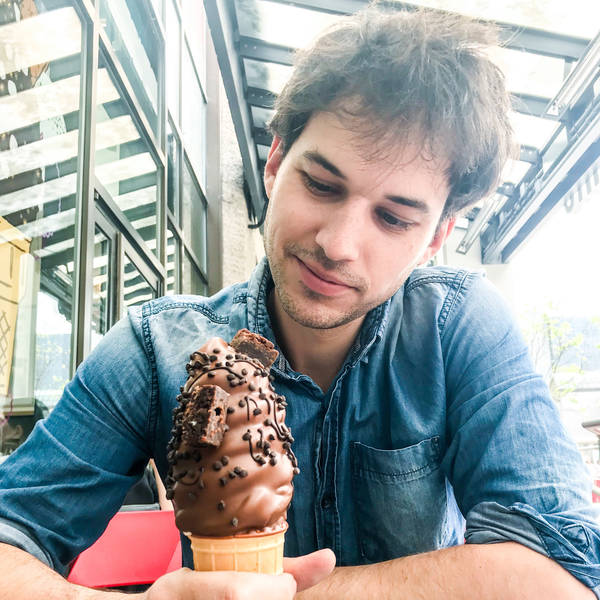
[{"left": 351, "top": 436, "right": 448, "bottom": 563}]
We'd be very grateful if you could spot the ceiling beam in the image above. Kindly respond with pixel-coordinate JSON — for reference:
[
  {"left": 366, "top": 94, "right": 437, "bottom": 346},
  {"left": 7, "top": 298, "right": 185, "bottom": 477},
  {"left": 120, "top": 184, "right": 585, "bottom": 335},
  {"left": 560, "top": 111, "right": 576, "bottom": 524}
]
[
  {"left": 265, "top": 0, "right": 591, "bottom": 61},
  {"left": 481, "top": 102, "right": 600, "bottom": 263},
  {"left": 204, "top": 0, "right": 265, "bottom": 219},
  {"left": 246, "top": 86, "right": 276, "bottom": 109}
]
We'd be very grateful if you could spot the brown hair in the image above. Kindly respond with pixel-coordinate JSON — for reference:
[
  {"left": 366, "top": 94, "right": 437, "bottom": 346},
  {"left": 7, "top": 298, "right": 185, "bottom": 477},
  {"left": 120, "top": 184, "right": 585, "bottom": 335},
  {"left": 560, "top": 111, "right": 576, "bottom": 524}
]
[{"left": 268, "top": 7, "right": 515, "bottom": 219}]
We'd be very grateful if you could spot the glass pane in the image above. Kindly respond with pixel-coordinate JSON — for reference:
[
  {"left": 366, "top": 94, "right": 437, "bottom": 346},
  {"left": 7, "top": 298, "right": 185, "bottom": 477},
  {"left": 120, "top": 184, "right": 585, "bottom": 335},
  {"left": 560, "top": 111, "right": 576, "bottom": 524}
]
[
  {"left": 181, "top": 0, "right": 206, "bottom": 89},
  {"left": 487, "top": 47, "right": 566, "bottom": 99},
  {"left": 166, "top": 223, "right": 180, "bottom": 295},
  {"left": 391, "top": 0, "right": 600, "bottom": 39},
  {"left": 91, "top": 226, "right": 111, "bottom": 350},
  {"left": 0, "top": 3, "right": 82, "bottom": 427},
  {"left": 150, "top": 0, "right": 163, "bottom": 23},
  {"left": 243, "top": 58, "right": 291, "bottom": 95},
  {"left": 166, "top": 0, "right": 181, "bottom": 125},
  {"left": 235, "top": 0, "right": 338, "bottom": 48},
  {"left": 543, "top": 126, "right": 569, "bottom": 172},
  {"left": 251, "top": 105, "right": 274, "bottom": 130},
  {"left": 181, "top": 160, "right": 207, "bottom": 272},
  {"left": 182, "top": 45, "right": 206, "bottom": 187},
  {"left": 95, "top": 56, "right": 159, "bottom": 256},
  {"left": 502, "top": 159, "right": 531, "bottom": 186},
  {"left": 182, "top": 250, "right": 207, "bottom": 296},
  {"left": 98, "top": 0, "right": 160, "bottom": 137},
  {"left": 167, "top": 120, "right": 180, "bottom": 220},
  {"left": 121, "top": 253, "right": 156, "bottom": 316},
  {"left": 257, "top": 144, "right": 269, "bottom": 161},
  {"left": 509, "top": 111, "right": 559, "bottom": 150}
]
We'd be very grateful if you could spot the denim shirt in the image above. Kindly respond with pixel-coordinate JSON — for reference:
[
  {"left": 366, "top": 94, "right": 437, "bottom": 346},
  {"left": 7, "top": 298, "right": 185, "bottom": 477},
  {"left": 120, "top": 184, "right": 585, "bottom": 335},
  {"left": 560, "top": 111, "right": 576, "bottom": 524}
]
[{"left": 1, "top": 258, "right": 599, "bottom": 595}]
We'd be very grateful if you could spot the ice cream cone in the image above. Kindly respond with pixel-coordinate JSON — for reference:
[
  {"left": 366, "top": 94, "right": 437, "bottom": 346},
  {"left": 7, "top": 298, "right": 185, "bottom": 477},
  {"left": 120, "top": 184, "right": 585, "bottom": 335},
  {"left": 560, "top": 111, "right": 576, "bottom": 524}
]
[{"left": 186, "top": 523, "right": 287, "bottom": 574}]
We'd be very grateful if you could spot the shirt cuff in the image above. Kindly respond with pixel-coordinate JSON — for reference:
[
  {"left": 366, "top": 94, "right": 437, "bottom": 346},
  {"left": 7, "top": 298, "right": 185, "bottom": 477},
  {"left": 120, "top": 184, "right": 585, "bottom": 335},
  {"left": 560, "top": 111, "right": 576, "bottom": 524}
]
[
  {"left": 465, "top": 501, "right": 600, "bottom": 599},
  {"left": 0, "top": 517, "right": 55, "bottom": 571}
]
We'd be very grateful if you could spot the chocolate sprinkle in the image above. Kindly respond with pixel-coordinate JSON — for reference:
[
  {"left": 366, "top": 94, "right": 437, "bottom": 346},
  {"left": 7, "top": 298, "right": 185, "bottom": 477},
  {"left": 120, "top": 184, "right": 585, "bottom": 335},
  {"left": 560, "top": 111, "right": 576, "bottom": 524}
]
[
  {"left": 231, "top": 518, "right": 239, "bottom": 527},
  {"left": 218, "top": 501, "right": 226, "bottom": 511},
  {"left": 212, "top": 462, "right": 222, "bottom": 471}
]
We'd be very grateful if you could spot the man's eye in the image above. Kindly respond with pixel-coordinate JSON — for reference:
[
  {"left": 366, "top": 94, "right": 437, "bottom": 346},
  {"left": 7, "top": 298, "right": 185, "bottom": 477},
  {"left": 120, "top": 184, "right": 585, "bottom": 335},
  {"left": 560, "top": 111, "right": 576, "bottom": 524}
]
[
  {"left": 376, "top": 209, "right": 412, "bottom": 230},
  {"left": 302, "top": 173, "right": 337, "bottom": 195}
]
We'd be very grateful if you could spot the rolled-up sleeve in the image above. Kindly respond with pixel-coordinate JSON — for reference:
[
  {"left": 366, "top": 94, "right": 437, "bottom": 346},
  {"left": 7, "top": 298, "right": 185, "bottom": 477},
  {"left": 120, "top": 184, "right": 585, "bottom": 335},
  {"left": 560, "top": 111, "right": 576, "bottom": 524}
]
[
  {"left": 0, "top": 309, "right": 153, "bottom": 574},
  {"left": 440, "top": 273, "right": 600, "bottom": 596}
]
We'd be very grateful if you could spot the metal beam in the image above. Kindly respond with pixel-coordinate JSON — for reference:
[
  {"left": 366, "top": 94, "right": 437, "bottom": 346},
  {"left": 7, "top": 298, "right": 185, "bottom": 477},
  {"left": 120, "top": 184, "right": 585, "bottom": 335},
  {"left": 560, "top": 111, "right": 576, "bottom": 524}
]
[
  {"left": 519, "top": 145, "right": 541, "bottom": 164},
  {"left": 71, "top": 2, "right": 98, "bottom": 372},
  {"left": 481, "top": 102, "right": 600, "bottom": 263},
  {"left": 253, "top": 127, "right": 272, "bottom": 147},
  {"left": 266, "top": 0, "right": 590, "bottom": 61},
  {"left": 239, "top": 36, "right": 295, "bottom": 66},
  {"left": 247, "top": 86, "right": 276, "bottom": 109},
  {"left": 499, "top": 139, "right": 600, "bottom": 262},
  {"left": 512, "top": 93, "right": 557, "bottom": 119},
  {"left": 239, "top": 36, "right": 557, "bottom": 120},
  {"left": 204, "top": 0, "right": 265, "bottom": 219}
]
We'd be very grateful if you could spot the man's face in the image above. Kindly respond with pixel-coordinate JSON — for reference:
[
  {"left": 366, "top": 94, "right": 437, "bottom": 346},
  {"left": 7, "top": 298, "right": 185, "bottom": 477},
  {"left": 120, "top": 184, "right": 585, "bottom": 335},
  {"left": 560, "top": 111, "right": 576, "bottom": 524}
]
[{"left": 263, "top": 111, "right": 453, "bottom": 330}]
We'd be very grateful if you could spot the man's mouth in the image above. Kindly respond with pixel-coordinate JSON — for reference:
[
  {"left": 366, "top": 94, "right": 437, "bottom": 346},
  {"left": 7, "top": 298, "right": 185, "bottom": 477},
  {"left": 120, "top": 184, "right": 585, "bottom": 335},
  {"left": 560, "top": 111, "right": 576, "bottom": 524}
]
[{"left": 294, "top": 256, "right": 354, "bottom": 296}]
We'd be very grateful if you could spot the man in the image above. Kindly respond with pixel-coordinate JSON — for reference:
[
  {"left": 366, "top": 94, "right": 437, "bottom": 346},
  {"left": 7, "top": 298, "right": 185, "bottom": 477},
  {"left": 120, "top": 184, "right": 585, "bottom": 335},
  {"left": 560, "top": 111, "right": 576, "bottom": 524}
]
[{"left": 1, "top": 7, "right": 599, "bottom": 599}]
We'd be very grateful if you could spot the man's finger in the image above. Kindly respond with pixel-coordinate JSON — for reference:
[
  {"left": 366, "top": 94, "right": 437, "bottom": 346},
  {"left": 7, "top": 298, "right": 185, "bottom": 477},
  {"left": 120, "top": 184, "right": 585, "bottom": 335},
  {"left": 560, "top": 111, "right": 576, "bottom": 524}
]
[{"left": 283, "top": 548, "right": 336, "bottom": 591}]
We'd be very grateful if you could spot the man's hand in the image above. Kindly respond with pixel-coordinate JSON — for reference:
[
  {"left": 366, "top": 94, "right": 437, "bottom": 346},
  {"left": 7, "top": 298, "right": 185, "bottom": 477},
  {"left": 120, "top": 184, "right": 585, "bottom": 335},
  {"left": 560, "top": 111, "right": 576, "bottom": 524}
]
[{"left": 141, "top": 548, "right": 336, "bottom": 599}]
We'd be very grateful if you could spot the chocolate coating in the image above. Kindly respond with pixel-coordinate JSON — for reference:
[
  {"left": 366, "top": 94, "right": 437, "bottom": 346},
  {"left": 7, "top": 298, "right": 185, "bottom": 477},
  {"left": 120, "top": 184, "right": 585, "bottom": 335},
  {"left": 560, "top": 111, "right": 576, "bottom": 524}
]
[{"left": 168, "top": 335, "right": 297, "bottom": 537}]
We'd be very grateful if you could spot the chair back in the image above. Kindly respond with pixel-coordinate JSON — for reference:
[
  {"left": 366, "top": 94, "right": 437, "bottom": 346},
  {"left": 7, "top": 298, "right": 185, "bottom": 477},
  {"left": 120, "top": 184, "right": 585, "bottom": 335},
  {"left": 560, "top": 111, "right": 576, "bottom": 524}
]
[{"left": 67, "top": 510, "right": 181, "bottom": 588}]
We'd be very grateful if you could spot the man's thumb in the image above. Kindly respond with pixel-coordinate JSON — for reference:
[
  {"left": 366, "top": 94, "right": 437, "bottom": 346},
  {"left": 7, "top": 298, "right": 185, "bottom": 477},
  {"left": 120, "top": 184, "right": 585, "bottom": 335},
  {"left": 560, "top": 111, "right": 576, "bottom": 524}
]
[{"left": 283, "top": 548, "right": 336, "bottom": 591}]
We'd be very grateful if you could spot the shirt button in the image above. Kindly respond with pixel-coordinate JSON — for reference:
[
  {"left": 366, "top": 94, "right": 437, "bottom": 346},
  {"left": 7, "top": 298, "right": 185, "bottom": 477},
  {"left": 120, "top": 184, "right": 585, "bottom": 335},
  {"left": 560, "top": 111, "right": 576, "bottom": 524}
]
[{"left": 321, "top": 495, "right": 333, "bottom": 509}]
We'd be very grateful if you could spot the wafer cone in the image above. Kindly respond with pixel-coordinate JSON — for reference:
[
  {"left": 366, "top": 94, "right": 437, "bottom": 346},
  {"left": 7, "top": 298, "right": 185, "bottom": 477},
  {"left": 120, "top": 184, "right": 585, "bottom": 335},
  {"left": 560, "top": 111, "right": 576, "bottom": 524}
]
[{"left": 186, "top": 524, "right": 287, "bottom": 574}]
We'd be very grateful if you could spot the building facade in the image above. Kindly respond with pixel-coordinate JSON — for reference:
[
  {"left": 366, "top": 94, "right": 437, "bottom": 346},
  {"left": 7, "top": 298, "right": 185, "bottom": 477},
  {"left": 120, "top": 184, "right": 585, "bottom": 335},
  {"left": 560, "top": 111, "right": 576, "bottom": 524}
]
[{"left": 0, "top": 0, "right": 262, "bottom": 452}]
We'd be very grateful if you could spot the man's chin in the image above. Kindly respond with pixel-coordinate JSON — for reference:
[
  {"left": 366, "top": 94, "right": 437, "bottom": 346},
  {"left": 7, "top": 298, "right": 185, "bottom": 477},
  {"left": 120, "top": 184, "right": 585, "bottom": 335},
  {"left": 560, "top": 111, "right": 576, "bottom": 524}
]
[{"left": 279, "top": 293, "right": 365, "bottom": 330}]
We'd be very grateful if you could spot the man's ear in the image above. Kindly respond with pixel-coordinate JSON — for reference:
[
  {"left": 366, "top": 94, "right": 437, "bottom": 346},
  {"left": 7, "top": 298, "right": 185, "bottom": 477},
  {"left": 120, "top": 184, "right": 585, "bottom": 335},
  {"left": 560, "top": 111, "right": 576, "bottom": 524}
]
[
  {"left": 264, "top": 136, "right": 284, "bottom": 199},
  {"left": 419, "top": 217, "right": 456, "bottom": 265}
]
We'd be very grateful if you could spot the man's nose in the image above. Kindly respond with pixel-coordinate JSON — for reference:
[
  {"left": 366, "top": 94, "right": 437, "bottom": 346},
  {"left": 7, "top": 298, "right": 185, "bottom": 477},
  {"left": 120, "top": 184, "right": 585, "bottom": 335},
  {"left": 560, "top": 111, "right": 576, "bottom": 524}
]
[{"left": 314, "top": 203, "right": 363, "bottom": 263}]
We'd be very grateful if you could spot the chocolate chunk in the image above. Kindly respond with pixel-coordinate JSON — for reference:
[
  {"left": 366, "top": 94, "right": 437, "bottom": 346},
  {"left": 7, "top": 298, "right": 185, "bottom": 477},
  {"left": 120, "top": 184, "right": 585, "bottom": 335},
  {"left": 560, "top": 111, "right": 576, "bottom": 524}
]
[
  {"left": 180, "top": 385, "right": 230, "bottom": 448},
  {"left": 230, "top": 329, "right": 278, "bottom": 368}
]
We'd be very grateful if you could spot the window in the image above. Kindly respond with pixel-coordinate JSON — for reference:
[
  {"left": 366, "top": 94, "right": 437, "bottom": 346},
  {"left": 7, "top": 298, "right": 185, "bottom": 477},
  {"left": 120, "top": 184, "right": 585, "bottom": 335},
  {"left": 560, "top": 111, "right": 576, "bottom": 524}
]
[
  {"left": 0, "top": 2, "right": 83, "bottom": 430},
  {"left": 94, "top": 53, "right": 160, "bottom": 256},
  {"left": 98, "top": 0, "right": 161, "bottom": 138}
]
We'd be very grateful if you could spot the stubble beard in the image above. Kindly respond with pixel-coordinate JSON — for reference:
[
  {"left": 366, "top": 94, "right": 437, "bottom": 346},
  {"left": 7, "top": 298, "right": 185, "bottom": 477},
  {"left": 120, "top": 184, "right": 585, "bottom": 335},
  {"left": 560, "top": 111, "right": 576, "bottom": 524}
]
[{"left": 267, "top": 243, "right": 387, "bottom": 331}]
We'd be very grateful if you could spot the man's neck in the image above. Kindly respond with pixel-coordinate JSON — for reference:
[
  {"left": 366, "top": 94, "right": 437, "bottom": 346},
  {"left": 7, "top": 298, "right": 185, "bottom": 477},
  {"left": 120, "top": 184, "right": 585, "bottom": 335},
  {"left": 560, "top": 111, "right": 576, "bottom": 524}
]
[{"left": 267, "top": 290, "right": 364, "bottom": 393}]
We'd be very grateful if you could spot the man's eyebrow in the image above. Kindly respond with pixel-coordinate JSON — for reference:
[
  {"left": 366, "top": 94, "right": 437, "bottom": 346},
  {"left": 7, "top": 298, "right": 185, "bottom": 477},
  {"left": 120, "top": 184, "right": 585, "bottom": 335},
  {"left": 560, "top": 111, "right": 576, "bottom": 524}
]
[
  {"left": 303, "top": 150, "right": 431, "bottom": 213},
  {"left": 386, "top": 195, "right": 430, "bottom": 213},
  {"left": 302, "top": 151, "right": 346, "bottom": 180}
]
